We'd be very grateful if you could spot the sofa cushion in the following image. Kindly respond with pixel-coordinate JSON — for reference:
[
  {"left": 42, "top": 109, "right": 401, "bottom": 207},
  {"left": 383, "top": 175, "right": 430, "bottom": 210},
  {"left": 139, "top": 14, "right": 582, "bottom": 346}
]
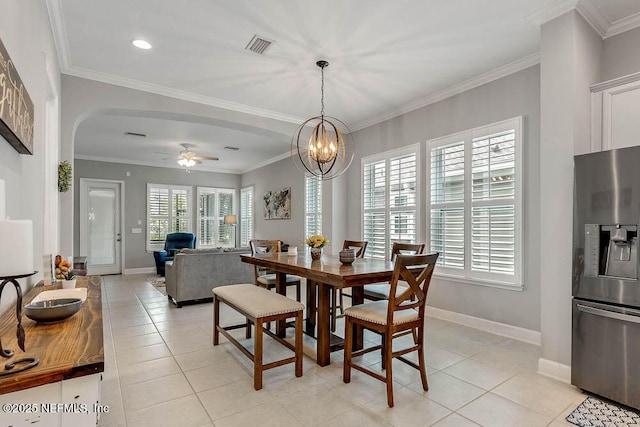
[{"left": 180, "top": 248, "right": 224, "bottom": 254}]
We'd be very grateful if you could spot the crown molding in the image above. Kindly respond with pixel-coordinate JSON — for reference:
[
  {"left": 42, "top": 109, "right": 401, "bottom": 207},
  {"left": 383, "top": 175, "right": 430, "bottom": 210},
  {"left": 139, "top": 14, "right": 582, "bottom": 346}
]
[
  {"left": 64, "top": 65, "right": 305, "bottom": 125},
  {"left": 74, "top": 154, "right": 242, "bottom": 174},
  {"left": 45, "top": 0, "right": 70, "bottom": 70},
  {"left": 575, "top": 0, "right": 608, "bottom": 37},
  {"left": 350, "top": 53, "right": 540, "bottom": 132},
  {"left": 528, "top": 0, "right": 640, "bottom": 40},
  {"left": 605, "top": 11, "right": 640, "bottom": 39},
  {"left": 239, "top": 151, "right": 291, "bottom": 174},
  {"left": 527, "top": 0, "right": 579, "bottom": 26}
]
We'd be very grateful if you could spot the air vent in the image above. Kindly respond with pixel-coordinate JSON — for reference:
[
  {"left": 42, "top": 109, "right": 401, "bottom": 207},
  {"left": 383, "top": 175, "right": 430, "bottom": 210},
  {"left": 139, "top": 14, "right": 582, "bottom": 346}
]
[
  {"left": 124, "top": 131, "right": 147, "bottom": 138},
  {"left": 224, "top": 146, "right": 240, "bottom": 151},
  {"left": 245, "top": 35, "right": 273, "bottom": 55}
]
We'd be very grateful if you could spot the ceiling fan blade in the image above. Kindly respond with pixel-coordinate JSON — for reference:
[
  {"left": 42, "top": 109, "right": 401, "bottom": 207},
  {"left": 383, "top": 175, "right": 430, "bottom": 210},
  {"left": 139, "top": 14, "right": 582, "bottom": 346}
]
[{"left": 193, "top": 155, "right": 219, "bottom": 161}]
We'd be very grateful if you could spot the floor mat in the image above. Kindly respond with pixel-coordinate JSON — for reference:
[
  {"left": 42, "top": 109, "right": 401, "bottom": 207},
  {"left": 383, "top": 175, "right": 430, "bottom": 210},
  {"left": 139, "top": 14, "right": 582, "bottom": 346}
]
[
  {"left": 146, "top": 276, "right": 166, "bottom": 295},
  {"left": 566, "top": 396, "right": 640, "bottom": 427}
]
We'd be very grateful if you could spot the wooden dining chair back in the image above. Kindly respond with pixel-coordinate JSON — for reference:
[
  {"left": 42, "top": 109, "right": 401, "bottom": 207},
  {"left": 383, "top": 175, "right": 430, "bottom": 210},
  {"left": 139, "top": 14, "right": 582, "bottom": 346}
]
[
  {"left": 249, "top": 239, "right": 302, "bottom": 302},
  {"left": 362, "top": 242, "right": 426, "bottom": 302},
  {"left": 343, "top": 252, "right": 439, "bottom": 407},
  {"left": 331, "top": 240, "right": 369, "bottom": 331},
  {"left": 342, "top": 240, "right": 368, "bottom": 258}
]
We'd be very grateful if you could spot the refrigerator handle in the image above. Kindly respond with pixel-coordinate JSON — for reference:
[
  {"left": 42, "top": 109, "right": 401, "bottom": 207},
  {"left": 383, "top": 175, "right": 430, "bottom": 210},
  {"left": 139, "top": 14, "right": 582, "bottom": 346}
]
[{"left": 577, "top": 304, "right": 640, "bottom": 324}]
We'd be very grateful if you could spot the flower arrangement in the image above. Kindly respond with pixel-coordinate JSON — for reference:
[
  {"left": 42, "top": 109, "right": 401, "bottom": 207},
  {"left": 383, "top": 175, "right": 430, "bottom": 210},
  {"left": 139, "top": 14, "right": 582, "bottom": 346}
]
[
  {"left": 55, "top": 255, "right": 75, "bottom": 280},
  {"left": 306, "top": 235, "right": 329, "bottom": 249}
]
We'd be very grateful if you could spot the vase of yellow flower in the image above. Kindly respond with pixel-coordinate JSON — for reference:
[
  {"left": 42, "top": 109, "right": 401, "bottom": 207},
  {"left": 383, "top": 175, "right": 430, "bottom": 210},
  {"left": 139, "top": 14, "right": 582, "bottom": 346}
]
[{"left": 306, "top": 235, "right": 329, "bottom": 261}]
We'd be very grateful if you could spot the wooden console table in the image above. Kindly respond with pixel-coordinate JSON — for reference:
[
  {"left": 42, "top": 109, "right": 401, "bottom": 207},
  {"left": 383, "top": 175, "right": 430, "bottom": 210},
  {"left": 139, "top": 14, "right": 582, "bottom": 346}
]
[{"left": 0, "top": 276, "right": 104, "bottom": 427}]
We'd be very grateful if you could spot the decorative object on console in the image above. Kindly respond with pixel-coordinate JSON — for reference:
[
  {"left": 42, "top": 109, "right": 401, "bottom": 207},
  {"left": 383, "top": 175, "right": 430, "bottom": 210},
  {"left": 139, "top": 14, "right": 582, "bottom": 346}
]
[
  {"left": 263, "top": 187, "right": 291, "bottom": 219},
  {"left": 0, "top": 271, "right": 39, "bottom": 376},
  {"left": 306, "top": 235, "right": 329, "bottom": 261},
  {"left": 224, "top": 214, "right": 237, "bottom": 247},
  {"left": 291, "top": 60, "right": 354, "bottom": 180},
  {"left": 0, "top": 37, "right": 34, "bottom": 155},
  {"left": 58, "top": 160, "right": 72, "bottom": 192},
  {"left": 0, "top": 219, "right": 33, "bottom": 276}
]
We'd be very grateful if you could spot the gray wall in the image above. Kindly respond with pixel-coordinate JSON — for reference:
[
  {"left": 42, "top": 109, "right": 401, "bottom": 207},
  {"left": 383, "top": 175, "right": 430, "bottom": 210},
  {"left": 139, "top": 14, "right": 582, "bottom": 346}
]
[
  {"left": 344, "top": 65, "right": 541, "bottom": 331},
  {"left": 74, "top": 159, "right": 240, "bottom": 270},
  {"left": 601, "top": 26, "right": 640, "bottom": 82},
  {"left": 0, "top": 0, "right": 60, "bottom": 313},
  {"left": 240, "top": 157, "right": 307, "bottom": 249}
]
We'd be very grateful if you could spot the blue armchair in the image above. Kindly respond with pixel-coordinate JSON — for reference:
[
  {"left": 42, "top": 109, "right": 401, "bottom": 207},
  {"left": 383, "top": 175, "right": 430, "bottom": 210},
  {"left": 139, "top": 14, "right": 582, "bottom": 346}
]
[{"left": 153, "top": 232, "right": 197, "bottom": 276}]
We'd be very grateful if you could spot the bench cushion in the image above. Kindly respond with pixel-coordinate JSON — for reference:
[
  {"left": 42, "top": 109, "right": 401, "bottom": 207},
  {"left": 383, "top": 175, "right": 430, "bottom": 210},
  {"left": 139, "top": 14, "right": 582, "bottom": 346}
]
[{"left": 213, "top": 284, "right": 304, "bottom": 318}]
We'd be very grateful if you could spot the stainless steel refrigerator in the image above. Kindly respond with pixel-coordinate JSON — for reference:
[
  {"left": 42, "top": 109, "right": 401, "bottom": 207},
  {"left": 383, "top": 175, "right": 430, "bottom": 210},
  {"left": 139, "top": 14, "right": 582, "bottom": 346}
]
[{"left": 573, "top": 146, "right": 640, "bottom": 410}]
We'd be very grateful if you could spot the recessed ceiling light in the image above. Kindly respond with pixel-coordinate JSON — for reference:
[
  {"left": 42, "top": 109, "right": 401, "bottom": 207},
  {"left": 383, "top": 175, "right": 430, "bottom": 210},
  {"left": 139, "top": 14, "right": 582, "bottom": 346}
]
[{"left": 132, "top": 39, "right": 152, "bottom": 50}]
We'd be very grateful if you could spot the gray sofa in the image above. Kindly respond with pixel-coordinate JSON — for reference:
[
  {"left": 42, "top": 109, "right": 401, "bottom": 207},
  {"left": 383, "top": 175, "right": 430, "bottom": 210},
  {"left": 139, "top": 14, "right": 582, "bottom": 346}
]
[{"left": 165, "top": 247, "right": 254, "bottom": 307}]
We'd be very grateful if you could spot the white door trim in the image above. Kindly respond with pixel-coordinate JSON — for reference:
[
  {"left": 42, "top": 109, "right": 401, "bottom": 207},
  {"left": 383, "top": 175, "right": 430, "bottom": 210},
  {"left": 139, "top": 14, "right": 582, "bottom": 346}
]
[{"left": 79, "top": 178, "right": 126, "bottom": 274}]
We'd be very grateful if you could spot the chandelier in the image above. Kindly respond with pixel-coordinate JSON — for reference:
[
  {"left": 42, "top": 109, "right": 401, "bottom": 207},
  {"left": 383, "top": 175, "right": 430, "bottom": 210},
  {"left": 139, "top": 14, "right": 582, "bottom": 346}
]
[{"left": 291, "top": 60, "right": 354, "bottom": 180}]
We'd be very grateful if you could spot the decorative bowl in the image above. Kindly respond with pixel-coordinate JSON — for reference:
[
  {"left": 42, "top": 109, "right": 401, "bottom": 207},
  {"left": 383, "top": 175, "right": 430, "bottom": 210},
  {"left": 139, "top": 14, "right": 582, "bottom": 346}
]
[
  {"left": 339, "top": 249, "right": 356, "bottom": 265},
  {"left": 25, "top": 298, "right": 83, "bottom": 323}
]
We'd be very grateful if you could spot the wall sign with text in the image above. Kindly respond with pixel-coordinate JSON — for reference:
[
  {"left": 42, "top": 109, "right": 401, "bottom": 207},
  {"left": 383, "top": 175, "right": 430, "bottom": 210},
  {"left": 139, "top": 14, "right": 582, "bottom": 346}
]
[{"left": 0, "top": 37, "right": 34, "bottom": 155}]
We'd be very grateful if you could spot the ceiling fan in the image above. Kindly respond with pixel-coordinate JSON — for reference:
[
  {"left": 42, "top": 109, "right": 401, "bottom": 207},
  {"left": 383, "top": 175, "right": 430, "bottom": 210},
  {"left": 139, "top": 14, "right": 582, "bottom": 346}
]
[{"left": 173, "top": 143, "right": 218, "bottom": 168}]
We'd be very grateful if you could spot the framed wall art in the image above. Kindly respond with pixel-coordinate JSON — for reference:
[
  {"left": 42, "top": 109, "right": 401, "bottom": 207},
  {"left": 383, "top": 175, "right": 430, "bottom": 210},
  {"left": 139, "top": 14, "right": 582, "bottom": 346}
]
[
  {"left": 263, "top": 187, "right": 291, "bottom": 220},
  {"left": 0, "top": 37, "right": 34, "bottom": 155}
]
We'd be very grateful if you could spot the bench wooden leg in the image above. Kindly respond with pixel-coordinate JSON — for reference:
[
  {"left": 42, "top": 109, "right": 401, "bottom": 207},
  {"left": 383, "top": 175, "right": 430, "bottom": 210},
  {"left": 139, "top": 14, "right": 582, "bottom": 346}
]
[
  {"left": 254, "top": 316, "right": 263, "bottom": 390},
  {"left": 295, "top": 311, "right": 303, "bottom": 377},
  {"left": 213, "top": 296, "right": 220, "bottom": 346}
]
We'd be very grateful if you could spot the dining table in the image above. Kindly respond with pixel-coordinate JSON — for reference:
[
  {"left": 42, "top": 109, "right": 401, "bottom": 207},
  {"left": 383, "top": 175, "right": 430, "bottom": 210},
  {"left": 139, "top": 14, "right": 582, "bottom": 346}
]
[{"left": 240, "top": 251, "right": 396, "bottom": 366}]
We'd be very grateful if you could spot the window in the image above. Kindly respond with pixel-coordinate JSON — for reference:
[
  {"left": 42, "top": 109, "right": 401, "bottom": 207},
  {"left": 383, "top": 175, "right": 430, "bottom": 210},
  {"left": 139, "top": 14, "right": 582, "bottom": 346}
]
[
  {"left": 147, "top": 184, "right": 191, "bottom": 251},
  {"left": 240, "top": 186, "right": 254, "bottom": 247},
  {"left": 362, "top": 145, "right": 419, "bottom": 259},
  {"left": 305, "top": 177, "right": 322, "bottom": 238},
  {"left": 197, "top": 187, "right": 235, "bottom": 247},
  {"left": 427, "top": 117, "right": 522, "bottom": 289}
]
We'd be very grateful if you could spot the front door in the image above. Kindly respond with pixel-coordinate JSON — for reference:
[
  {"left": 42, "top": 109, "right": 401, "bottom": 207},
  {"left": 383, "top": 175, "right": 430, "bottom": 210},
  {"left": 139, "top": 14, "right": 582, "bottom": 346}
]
[{"left": 80, "top": 179, "right": 123, "bottom": 275}]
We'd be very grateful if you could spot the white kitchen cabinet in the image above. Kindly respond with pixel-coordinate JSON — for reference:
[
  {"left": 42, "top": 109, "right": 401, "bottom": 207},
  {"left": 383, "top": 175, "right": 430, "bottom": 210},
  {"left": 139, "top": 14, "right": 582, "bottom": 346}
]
[{"left": 591, "top": 72, "right": 640, "bottom": 152}]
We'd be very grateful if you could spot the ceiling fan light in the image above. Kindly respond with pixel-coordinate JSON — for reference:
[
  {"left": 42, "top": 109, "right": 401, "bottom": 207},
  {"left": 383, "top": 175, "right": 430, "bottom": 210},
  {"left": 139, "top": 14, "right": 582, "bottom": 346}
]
[{"left": 178, "top": 158, "right": 196, "bottom": 167}]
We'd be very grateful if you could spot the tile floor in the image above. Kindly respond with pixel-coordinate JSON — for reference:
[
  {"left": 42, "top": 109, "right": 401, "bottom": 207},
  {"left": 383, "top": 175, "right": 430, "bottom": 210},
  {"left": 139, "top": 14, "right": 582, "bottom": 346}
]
[{"left": 97, "top": 274, "right": 585, "bottom": 427}]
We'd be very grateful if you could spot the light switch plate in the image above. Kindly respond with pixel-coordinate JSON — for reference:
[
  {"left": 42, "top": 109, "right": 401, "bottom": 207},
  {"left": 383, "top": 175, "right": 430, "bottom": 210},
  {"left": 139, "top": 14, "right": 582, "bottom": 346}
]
[{"left": 131, "top": 228, "right": 142, "bottom": 234}]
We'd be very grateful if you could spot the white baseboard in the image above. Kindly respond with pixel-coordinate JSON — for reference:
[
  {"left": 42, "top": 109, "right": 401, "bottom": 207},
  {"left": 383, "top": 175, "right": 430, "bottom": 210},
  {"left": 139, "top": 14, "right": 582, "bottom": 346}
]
[
  {"left": 425, "top": 306, "right": 542, "bottom": 345},
  {"left": 123, "top": 267, "right": 156, "bottom": 275},
  {"left": 537, "top": 358, "right": 572, "bottom": 383}
]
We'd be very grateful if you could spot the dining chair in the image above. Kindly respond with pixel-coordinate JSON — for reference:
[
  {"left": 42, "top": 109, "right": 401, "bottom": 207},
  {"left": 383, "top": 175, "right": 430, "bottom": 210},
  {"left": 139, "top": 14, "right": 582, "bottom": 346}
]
[
  {"left": 362, "top": 242, "right": 425, "bottom": 301},
  {"left": 330, "top": 240, "right": 368, "bottom": 331},
  {"left": 249, "top": 240, "right": 302, "bottom": 302},
  {"left": 343, "top": 252, "right": 439, "bottom": 407}
]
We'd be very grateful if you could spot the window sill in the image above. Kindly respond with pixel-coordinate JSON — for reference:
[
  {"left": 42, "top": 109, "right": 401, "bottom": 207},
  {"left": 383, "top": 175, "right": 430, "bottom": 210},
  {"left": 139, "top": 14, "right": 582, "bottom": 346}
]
[{"left": 433, "top": 272, "right": 523, "bottom": 292}]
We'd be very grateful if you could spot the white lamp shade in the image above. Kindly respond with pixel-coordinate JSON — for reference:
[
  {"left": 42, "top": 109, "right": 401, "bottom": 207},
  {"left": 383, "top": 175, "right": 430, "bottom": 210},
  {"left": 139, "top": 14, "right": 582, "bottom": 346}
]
[{"left": 223, "top": 214, "right": 237, "bottom": 225}]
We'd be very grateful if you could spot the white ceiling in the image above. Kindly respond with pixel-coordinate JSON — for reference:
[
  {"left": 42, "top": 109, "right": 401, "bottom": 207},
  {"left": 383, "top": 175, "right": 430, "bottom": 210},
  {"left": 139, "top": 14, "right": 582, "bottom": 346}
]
[{"left": 53, "top": 0, "right": 640, "bottom": 173}]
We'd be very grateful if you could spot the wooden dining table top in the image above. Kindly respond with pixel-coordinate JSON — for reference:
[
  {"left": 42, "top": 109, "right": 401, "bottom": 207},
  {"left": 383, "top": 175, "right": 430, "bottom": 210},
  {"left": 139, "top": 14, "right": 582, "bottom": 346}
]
[{"left": 240, "top": 252, "right": 396, "bottom": 288}]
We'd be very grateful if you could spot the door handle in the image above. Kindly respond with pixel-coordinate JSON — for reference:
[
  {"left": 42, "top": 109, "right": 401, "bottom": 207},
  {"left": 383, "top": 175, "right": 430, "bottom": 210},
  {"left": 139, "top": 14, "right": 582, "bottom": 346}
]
[{"left": 577, "top": 304, "right": 640, "bottom": 324}]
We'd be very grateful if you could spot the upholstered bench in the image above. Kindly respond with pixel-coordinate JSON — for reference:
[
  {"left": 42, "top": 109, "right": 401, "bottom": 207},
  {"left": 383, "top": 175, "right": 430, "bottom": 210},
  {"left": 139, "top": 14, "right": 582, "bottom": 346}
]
[{"left": 213, "top": 284, "right": 304, "bottom": 390}]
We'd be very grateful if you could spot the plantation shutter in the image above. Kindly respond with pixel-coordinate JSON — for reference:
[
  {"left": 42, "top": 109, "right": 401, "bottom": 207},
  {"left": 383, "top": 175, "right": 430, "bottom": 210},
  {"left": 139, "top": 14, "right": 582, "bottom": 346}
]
[
  {"left": 363, "top": 160, "right": 387, "bottom": 259},
  {"left": 471, "top": 129, "right": 516, "bottom": 274},
  {"left": 147, "top": 184, "right": 192, "bottom": 250},
  {"left": 199, "top": 191, "right": 216, "bottom": 246},
  {"left": 305, "top": 177, "right": 322, "bottom": 238},
  {"left": 389, "top": 153, "right": 417, "bottom": 248},
  {"left": 172, "top": 189, "right": 190, "bottom": 232},
  {"left": 148, "top": 187, "right": 170, "bottom": 246},
  {"left": 240, "top": 187, "right": 254, "bottom": 247},
  {"left": 218, "top": 191, "right": 234, "bottom": 246},
  {"left": 430, "top": 142, "right": 465, "bottom": 268}
]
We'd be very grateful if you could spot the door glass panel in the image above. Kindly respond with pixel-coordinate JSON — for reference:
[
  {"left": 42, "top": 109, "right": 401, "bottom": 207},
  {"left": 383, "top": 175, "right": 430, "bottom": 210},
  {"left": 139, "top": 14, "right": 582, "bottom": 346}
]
[{"left": 89, "top": 188, "right": 116, "bottom": 265}]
